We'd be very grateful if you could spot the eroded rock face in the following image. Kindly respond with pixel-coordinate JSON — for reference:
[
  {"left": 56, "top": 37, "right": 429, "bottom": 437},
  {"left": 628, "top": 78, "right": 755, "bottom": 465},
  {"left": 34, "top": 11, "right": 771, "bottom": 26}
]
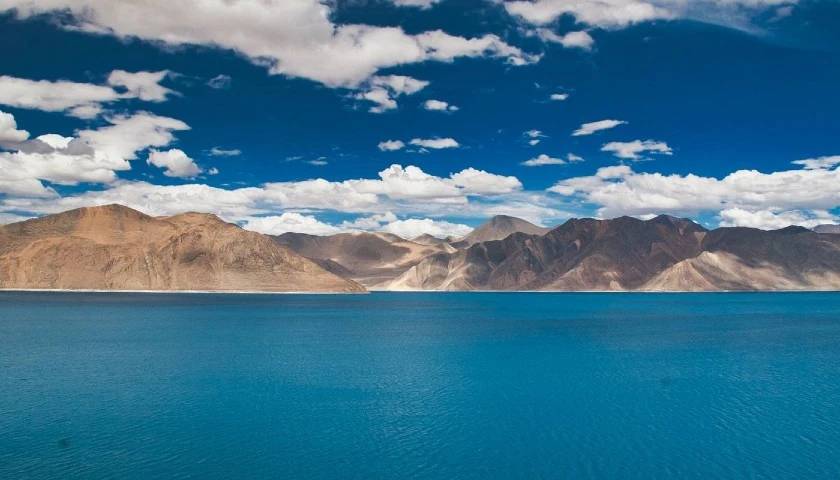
[
  {"left": 0, "top": 204, "right": 364, "bottom": 292},
  {"left": 385, "top": 216, "right": 840, "bottom": 291},
  {"left": 274, "top": 231, "right": 454, "bottom": 287}
]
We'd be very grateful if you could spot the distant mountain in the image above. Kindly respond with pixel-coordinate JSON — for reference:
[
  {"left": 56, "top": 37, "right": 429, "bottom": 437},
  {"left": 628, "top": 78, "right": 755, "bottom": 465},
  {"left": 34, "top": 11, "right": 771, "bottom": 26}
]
[
  {"left": 412, "top": 233, "right": 453, "bottom": 246},
  {"left": 0, "top": 205, "right": 363, "bottom": 292},
  {"left": 814, "top": 224, "right": 840, "bottom": 234},
  {"left": 454, "top": 215, "right": 549, "bottom": 247},
  {"left": 386, "top": 216, "right": 840, "bottom": 291},
  {"left": 274, "top": 231, "right": 454, "bottom": 287}
]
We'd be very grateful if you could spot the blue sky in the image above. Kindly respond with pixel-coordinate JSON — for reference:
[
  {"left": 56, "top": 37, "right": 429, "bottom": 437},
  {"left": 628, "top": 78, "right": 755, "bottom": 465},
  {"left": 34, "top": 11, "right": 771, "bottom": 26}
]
[{"left": 1, "top": 0, "right": 839, "bottom": 237}]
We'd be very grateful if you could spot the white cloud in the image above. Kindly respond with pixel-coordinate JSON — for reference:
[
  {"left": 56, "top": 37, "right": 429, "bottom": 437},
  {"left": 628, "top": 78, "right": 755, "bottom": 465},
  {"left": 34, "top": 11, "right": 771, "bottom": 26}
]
[
  {"left": 549, "top": 161, "right": 840, "bottom": 225},
  {"left": 505, "top": 0, "right": 792, "bottom": 30},
  {"left": 341, "top": 211, "right": 399, "bottom": 230},
  {"left": 356, "top": 75, "right": 429, "bottom": 113},
  {"left": 525, "top": 129, "right": 544, "bottom": 145},
  {"left": 522, "top": 153, "right": 565, "bottom": 166},
  {"left": 0, "top": 71, "right": 174, "bottom": 118},
  {"left": 450, "top": 168, "right": 523, "bottom": 194},
  {"left": 209, "top": 147, "right": 241, "bottom": 157},
  {"left": 409, "top": 137, "right": 460, "bottom": 149},
  {"left": 719, "top": 208, "right": 838, "bottom": 230},
  {"left": 147, "top": 149, "right": 202, "bottom": 178},
  {"left": 567, "top": 153, "right": 584, "bottom": 162},
  {"left": 0, "top": 111, "right": 190, "bottom": 197},
  {"left": 243, "top": 212, "right": 342, "bottom": 236},
  {"left": 550, "top": 93, "right": 570, "bottom": 101},
  {"left": 387, "top": 0, "right": 442, "bottom": 8},
  {"left": 380, "top": 218, "right": 472, "bottom": 239},
  {"left": 423, "top": 99, "right": 459, "bottom": 112},
  {"left": 572, "top": 119, "right": 627, "bottom": 136},
  {"left": 506, "top": 0, "right": 671, "bottom": 28},
  {"left": 601, "top": 139, "right": 673, "bottom": 160},
  {"left": 307, "top": 158, "right": 328, "bottom": 166},
  {"left": 3, "top": 1, "right": 535, "bottom": 89},
  {"left": 0, "top": 110, "right": 30, "bottom": 146},
  {"left": 536, "top": 29, "right": 595, "bottom": 50},
  {"left": 378, "top": 140, "right": 406, "bottom": 152},
  {"left": 107, "top": 70, "right": 174, "bottom": 102},
  {"left": 792, "top": 155, "right": 840, "bottom": 170}
]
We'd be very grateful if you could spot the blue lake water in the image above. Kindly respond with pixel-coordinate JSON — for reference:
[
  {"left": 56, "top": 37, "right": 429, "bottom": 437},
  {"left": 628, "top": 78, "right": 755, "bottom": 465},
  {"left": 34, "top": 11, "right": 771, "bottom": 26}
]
[{"left": 2, "top": 291, "right": 840, "bottom": 479}]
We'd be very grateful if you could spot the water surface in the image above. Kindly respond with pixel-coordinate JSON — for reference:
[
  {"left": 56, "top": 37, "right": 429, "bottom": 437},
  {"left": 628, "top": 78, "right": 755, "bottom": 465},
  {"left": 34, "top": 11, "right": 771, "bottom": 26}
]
[{"left": 2, "top": 292, "right": 840, "bottom": 479}]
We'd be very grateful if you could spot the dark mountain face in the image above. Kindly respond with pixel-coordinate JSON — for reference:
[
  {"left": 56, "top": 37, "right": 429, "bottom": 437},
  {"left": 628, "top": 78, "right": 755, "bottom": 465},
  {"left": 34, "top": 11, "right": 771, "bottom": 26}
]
[
  {"left": 489, "top": 215, "right": 708, "bottom": 290},
  {"left": 702, "top": 226, "right": 840, "bottom": 275},
  {"left": 389, "top": 215, "right": 710, "bottom": 290}
]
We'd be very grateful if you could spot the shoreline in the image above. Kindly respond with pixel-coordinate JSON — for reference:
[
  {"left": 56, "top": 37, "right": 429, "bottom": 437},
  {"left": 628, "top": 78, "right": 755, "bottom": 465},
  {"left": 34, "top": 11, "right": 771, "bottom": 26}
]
[{"left": 1, "top": 288, "right": 838, "bottom": 295}]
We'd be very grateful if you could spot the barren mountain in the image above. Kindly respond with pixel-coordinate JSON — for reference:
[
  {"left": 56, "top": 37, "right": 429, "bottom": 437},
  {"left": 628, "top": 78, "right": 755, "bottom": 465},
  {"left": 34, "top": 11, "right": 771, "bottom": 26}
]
[
  {"left": 387, "top": 216, "right": 840, "bottom": 291},
  {"left": 644, "top": 226, "right": 840, "bottom": 291},
  {"left": 454, "top": 215, "right": 549, "bottom": 247},
  {"left": 274, "top": 231, "right": 455, "bottom": 286},
  {"left": 412, "top": 233, "right": 453, "bottom": 246},
  {"left": 389, "top": 215, "right": 706, "bottom": 290},
  {"left": 814, "top": 224, "right": 840, "bottom": 234},
  {"left": 0, "top": 205, "right": 364, "bottom": 292}
]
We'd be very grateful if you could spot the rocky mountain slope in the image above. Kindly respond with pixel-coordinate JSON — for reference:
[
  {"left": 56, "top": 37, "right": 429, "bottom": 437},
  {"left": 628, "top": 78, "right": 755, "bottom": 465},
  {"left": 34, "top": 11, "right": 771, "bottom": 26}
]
[
  {"left": 273, "top": 231, "right": 455, "bottom": 287},
  {"left": 0, "top": 205, "right": 364, "bottom": 292},
  {"left": 387, "top": 216, "right": 840, "bottom": 291}
]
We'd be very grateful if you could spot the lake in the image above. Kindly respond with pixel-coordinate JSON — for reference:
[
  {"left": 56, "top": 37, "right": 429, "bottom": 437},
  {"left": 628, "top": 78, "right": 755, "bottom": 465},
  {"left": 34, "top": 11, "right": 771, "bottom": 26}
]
[{"left": 2, "top": 291, "right": 840, "bottom": 479}]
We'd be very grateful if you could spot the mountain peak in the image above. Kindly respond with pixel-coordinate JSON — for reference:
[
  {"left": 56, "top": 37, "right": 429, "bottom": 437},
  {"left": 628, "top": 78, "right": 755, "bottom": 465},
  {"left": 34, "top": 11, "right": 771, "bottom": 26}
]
[{"left": 460, "top": 215, "right": 549, "bottom": 245}]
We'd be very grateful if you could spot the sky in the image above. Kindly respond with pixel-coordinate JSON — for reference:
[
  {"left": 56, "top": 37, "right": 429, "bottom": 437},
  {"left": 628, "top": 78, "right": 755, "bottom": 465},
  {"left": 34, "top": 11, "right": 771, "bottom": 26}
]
[{"left": 1, "top": 0, "right": 839, "bottom": 238}]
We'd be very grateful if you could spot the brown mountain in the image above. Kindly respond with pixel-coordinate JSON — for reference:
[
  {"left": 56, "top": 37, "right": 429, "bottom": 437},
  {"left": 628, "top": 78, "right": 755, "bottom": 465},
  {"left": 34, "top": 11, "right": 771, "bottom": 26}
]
[
  {"left": 646, "top": 226, "right": 840, "bottom": 290},
  {"left": 389, "top": 215, "right": 705, "bottom": 290},
  {"left": 412, "top": 233, "right": 453, "bottom": 246},
  {"left": 0, "top": 204, "right": 364, "bottom": 292},
  {"left": 387, "top": 216, "right": 840, "bottom": 291},
  {"left": 273, "top": 231, "right": 455, "bottom": 287},
  {"left": 453, "top": 215, "right": 549, "bottom": 247}
]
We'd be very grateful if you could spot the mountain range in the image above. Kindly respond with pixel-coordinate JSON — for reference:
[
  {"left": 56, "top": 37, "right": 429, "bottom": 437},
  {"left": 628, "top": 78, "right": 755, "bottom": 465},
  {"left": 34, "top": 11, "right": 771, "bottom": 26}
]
[{"left": 1, "top": 204, "right": 839, "bottom": 292}]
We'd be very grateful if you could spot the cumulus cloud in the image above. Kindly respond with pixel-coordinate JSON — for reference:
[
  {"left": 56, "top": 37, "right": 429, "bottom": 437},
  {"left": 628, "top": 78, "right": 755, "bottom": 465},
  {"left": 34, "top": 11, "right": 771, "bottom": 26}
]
[
  {"left": 423, "top": 99, "right": 459, "bottom": 112},
  {"left": 378, "top": 140, "right": 406, "bottom": 152},
  {"left": 536, "top": 29, "right": 595, "bottom": 50},
  {"left": 505, "top": 0, "right": 792, "bottom": 29},
  {"left": 522, "top": 153, "right": 565, "bottom": 166},
  {"left": 792, "top": 155, "right": 840, "bottom": 170},
  {"left": 3, "top": 1, "right": 536, "bottom": 88},
  {"left": 243, "top": 212, "right": 342, "bottom": 236},
  {"left": 356, "top": 75, "right": 429, "bottom": 113},
  {"left": 549, "top": 160, "right": 840, "bottom": 227},
  {"left": 719, "top": 208, "right": 838, "bottom": 230},
  {"left": 0, "top": 71, "right": 174, "bottom": 118},
  {"left": 147, "top": 149, "right": 202, "bottom": 178},
  {"left": 106, "top": 70, "right": 174, "bottom": 102},
  {"left": 380, "top": 218, "right": 472, "bottom": 239},
  {"left": 0, "top": 110, "right": 190, "bottom": 197},
  {"left": 409, "top": 137, "right": 460, "bottom": 149},
  {"left": 0, "top": 163, "right": 531, "bottom": 227},
  {"left": 0, "top": 110, "right": 30, "bottom": 146},
  {"left": 550, "top": 93, "right": 570, "bottom": 101},
  {"left": 601, "top": 139, "right": 672, "bottom": 160},
  {"left": 572, "top": 119, "right": 627, "bottom": 136}
]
